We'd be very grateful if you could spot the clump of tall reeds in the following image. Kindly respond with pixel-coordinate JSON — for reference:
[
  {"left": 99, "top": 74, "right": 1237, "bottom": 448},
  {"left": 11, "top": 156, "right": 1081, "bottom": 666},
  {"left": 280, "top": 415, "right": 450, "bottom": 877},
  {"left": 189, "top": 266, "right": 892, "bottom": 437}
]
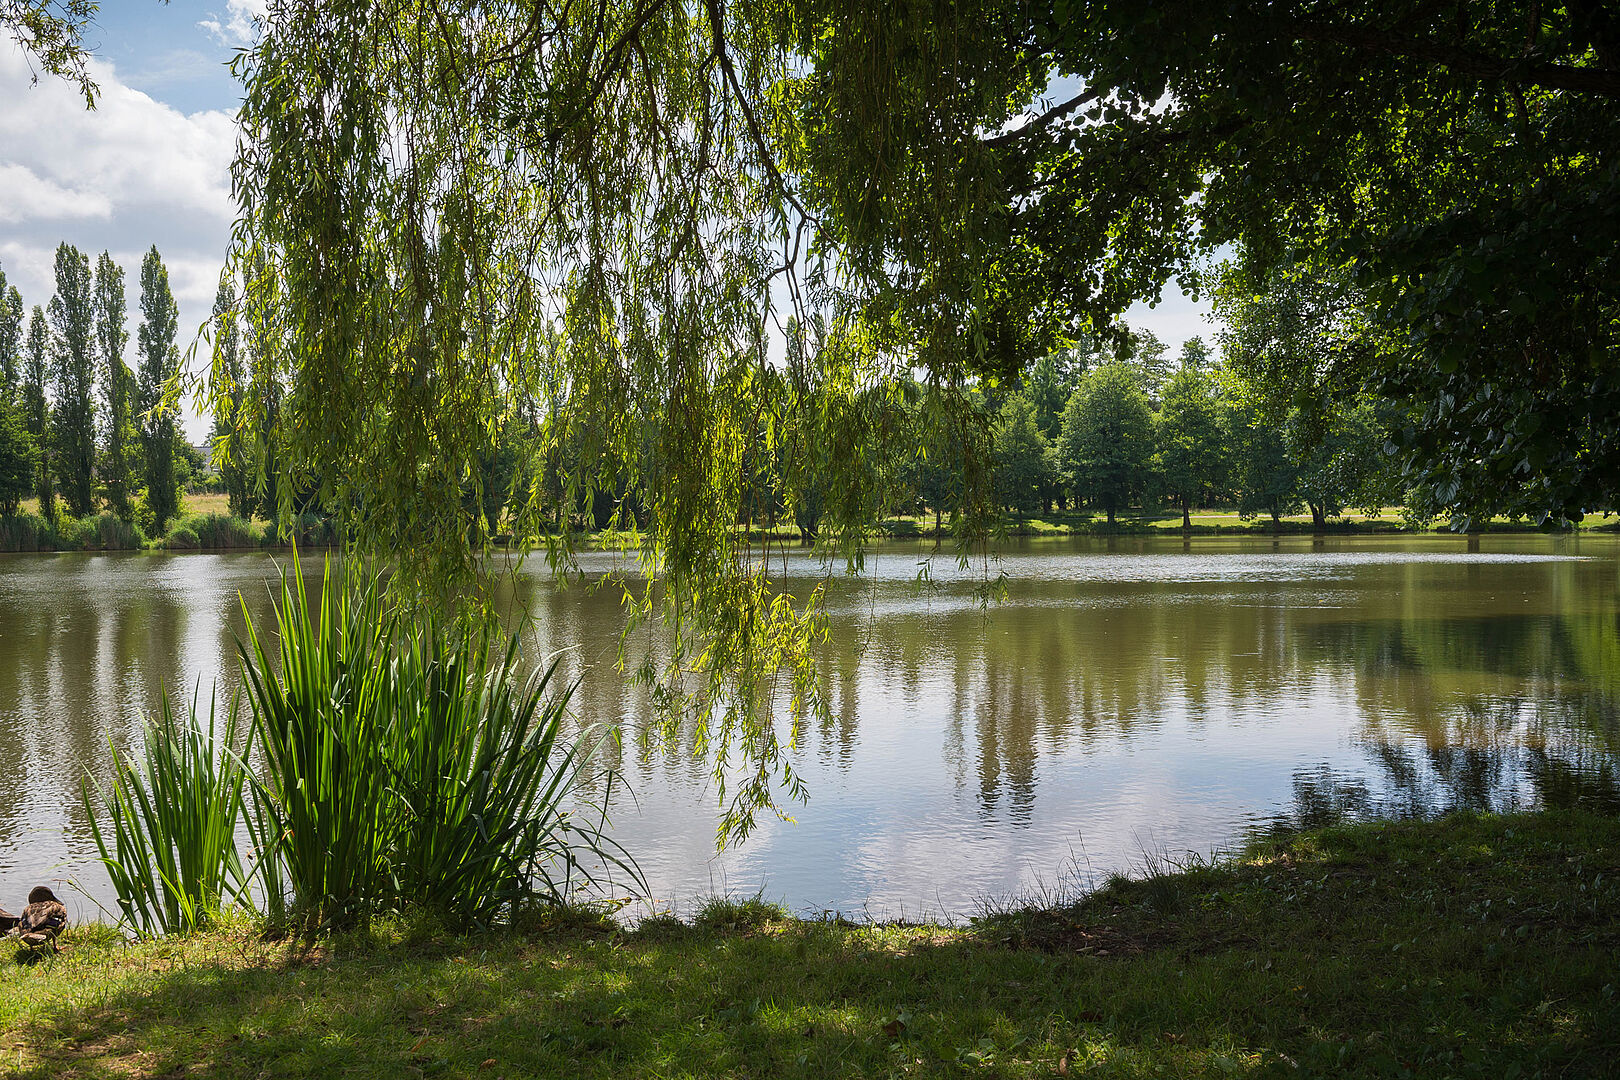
[
  {"left": 84, "top": 556, "right": 638, "bottom": 939},
  {"left": 81, "top": 691, "right": 252, "bottom": 935}
]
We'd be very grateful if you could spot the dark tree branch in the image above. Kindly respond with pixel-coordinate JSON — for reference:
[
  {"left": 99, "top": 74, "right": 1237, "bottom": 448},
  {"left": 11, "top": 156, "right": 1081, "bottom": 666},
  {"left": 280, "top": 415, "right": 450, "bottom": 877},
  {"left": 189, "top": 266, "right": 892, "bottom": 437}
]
[
  {"left": 982, "top": 88, "right": 1102, "bottom": 150},
  {"left": 702, "top": 0, "right": 819, "bottom": 229}
]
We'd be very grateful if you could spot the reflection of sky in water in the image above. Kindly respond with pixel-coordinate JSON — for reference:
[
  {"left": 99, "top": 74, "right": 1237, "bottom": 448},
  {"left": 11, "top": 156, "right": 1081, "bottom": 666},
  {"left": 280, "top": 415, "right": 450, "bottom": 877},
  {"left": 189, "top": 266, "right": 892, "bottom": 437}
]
[{"left": 0, "top": 534, "right": 1615, "bottom": 922}]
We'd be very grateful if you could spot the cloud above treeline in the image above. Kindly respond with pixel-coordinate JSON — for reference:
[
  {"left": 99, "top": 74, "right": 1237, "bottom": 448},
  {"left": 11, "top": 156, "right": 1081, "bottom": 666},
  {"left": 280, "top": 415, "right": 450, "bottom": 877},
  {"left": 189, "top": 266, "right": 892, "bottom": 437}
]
[{"left": 0, "top": 42, "right": 237, "bottom": 437}]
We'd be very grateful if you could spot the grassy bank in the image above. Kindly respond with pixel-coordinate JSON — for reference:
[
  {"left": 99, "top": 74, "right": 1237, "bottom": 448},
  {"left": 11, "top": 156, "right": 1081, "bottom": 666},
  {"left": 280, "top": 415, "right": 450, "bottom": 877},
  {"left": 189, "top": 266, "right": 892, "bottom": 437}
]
[
  {"left": 3, "top": 810, "right": 1615, "bottom": 1078},
  {"left": 7, "top": 500, "right": 1600, "bottom": 554},
  {"left": 0, "top": 503, "right": 336, "bottom": 553}
]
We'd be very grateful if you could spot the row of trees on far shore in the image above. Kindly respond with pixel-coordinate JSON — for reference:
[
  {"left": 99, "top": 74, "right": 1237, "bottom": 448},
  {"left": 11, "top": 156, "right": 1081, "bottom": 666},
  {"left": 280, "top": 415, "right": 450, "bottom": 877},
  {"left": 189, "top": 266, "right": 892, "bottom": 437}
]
[
  {"left": 0, "top": 246, "right": 193, "bottom": 532},
  {"left": 979, "top": 334, "right": 1396, "bottom": 529}
]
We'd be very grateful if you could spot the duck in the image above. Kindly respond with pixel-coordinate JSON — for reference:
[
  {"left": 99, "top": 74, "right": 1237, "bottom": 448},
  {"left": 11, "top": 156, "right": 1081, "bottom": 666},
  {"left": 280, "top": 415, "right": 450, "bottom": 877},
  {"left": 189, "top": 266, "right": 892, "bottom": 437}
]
[{"left": 16, "top": 887, "right": 66, "bottom": 951}]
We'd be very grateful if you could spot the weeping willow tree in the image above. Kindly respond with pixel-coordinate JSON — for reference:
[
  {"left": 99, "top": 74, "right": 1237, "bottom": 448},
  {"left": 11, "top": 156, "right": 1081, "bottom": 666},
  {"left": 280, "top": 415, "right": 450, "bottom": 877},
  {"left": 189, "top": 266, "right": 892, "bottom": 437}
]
[{"left": 210, "top": 0, "right": 1036, "bottom": 842}]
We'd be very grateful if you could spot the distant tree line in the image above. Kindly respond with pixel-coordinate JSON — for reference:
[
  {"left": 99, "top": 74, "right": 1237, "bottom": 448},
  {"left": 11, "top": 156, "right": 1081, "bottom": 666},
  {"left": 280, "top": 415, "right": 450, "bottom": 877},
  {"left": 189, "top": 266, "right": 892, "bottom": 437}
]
[
  {"left": 459, "top": 317, "right": 1411, "bottom": 545},
  {"left": 404, "top": 285, "right": 1429, "bottom": 545},
  {"left": 975, "top": 330, "right": 1400, "bottom": 530},
  {"left": 0, "top": 247, "right": 1491, "bottom": 545},
  {"left": 0, "top": 245, "right": 207, "bottom": 534}
]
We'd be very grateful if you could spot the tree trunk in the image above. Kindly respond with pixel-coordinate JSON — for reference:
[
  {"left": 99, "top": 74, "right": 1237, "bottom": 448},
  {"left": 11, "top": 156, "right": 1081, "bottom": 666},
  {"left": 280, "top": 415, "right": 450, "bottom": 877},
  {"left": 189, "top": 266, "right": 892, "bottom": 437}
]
[
  {"left": 1310, "top": 501, "right": 1326, "bottom": 530},
  {"left": 1182, "top": 496, "right": 1191, "bottom": 530}
]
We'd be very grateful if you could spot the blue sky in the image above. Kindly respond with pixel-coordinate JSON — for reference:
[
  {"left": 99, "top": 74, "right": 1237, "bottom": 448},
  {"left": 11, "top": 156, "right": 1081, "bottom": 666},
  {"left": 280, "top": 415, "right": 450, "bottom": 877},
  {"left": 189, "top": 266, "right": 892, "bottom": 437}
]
[
  {"left": 88, "top": 1, "right": 253, "bottom": 115},
  {"left": 2, "top": 5, "right": 1214, "bottom": 439}
]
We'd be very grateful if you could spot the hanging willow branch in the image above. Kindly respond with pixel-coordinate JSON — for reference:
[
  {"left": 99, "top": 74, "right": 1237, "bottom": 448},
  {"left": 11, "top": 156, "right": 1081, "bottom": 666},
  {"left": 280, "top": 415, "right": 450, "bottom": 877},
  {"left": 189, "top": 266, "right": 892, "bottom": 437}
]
[{"left": 213, "top": 0, "right": 1005, "bottom": 845}]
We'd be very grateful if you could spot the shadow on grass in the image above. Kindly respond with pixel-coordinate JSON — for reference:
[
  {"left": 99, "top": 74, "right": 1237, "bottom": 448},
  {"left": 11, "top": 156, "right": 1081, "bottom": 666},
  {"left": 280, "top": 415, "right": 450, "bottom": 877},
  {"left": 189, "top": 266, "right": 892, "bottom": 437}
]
[{"left": 7, "top": 812, "right": 1620, "bottom": 1078}]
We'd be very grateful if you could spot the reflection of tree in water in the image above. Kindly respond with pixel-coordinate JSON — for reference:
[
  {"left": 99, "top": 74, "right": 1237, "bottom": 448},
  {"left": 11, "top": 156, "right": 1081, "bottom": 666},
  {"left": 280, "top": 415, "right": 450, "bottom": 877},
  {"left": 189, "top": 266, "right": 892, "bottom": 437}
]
[
  {"left": 880, "top": 582, "right": 1308, "bottom": 824},
  {"left": 466, "top": 563, "right": 1620, "bottom": 829},
  {"left": 1261, "top": 695, "right": 1620, "bottom": 837},
  {"left": 368, "top": 559, "right": 1620, "bottom": 827}
]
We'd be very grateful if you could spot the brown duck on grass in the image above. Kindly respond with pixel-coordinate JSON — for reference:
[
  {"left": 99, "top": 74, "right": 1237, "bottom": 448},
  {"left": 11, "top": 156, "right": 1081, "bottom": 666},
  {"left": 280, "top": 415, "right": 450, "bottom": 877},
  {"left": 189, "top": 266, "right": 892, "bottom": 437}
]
[{"left": 15, "top": 887, "right": 66, "bottom": 951}]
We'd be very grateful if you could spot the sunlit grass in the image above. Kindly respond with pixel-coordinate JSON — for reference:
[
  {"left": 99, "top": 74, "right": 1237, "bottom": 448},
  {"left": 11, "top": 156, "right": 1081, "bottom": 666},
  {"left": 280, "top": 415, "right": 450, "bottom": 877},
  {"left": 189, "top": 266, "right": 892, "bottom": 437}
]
[{"left": 2, "top": 810, "right": 1614, "bottom": 1078}]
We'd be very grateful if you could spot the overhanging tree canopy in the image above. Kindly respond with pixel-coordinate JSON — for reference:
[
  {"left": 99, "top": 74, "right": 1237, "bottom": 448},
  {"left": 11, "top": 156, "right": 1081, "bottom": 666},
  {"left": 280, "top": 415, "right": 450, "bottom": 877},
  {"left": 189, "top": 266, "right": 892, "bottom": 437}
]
[
  {"left": 798, "top": 0, "right": 1620, "bottom": 522},
  {"left": 20, "top": 1, "right": 1614, "bottom": 832}
]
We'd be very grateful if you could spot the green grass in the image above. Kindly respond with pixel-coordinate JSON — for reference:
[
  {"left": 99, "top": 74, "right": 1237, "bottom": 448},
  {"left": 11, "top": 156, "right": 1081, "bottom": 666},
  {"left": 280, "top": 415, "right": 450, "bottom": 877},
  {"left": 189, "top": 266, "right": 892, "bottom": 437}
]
[{"left": 3, "top": 809, "right": 1616, "bottom": 1077}]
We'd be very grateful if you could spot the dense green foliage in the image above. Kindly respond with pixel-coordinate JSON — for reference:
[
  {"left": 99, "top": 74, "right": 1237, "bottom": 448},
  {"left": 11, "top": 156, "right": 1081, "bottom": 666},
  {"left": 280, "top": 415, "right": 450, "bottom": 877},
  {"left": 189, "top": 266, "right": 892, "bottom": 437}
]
[
  {"left": 1154, "top": 365, "right": 1223, "bottom": 528},
  {"left": 0, "top": 269, "right": 21, "bottom": 400},
  {"left": 990, "top": 395, "right": 1048, "bottom": 515},
  {"left": 82, "top": 691, "right": 253, "bottom": 936},
  {"left": 236, "top": 561, "right": 635, "bottom": 936},
  {"left": 209, "top": 279, "right": 252, "bottom": 519},
  {"left": 137, "top": 246, "right": 182, "bottom": 531},
  {"left": 93, "top": 250, "right": 134, "bottom": 520},
  {"left": 79, "top": 557, "right": 636, "bottom": 938},
  {"left": 0, "top": 249, "right": 223, "bottom": 531},
  {"left": 1058, "top": 363, "right": 1155, "bottom": 525},
  {"left": 804, "top": 1, "right": 1620, "bottom": 523},
  {"left": 22, "top": 306, "right": 52, "bottom": 519},
  {"left": 0, "top": 395, "right": 37, "bottom": 515},
  {"left": 48, "top": 242, "right": 95, "bottom": 516}
]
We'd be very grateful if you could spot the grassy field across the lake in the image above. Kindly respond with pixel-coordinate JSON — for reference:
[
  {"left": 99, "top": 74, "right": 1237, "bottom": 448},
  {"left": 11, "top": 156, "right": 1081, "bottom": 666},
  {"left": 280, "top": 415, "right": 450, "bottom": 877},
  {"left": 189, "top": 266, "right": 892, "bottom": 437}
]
[{"left": 1, "top": 809, "right": 1615, "bottom": 1078}]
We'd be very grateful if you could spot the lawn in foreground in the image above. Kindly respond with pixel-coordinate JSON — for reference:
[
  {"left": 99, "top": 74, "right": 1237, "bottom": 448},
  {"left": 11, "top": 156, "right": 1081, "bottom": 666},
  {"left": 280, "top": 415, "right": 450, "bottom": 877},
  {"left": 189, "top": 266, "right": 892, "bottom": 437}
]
[{"left": 0, "top": 810, "right": 1615, "bottom": 1078}]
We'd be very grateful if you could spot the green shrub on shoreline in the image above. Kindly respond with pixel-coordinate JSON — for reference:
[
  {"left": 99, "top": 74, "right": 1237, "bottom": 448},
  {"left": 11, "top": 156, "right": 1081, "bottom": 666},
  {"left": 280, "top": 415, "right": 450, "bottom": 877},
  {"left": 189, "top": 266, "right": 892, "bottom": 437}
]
[
  {"left": 2, "top": 809, "right": 1614, "bottom": 1078},
  {"left": 0, "top": 510, "right": 279, "bottom": 552},
  {"left": 2, "top": 507, "right": 1599, "bottom": 555},
  {"left": 0, "top": 511, "right": 146, "bottom": 552},
  {"left": 159, "top": 512, "right": 263, "bottom": 549}
]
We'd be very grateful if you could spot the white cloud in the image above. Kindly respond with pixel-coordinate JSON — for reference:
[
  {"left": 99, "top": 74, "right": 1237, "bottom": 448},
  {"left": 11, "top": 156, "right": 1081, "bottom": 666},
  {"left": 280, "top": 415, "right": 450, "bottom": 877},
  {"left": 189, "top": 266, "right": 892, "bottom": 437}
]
[
  {"left": 0, "top": 163, "right": 112, "bottom": 223},
  {"left": 0, "top": 43, "right": 239, "bottom": 437},
  {"left": 197, "top": 0, "right": 265, "bottom": 48}
]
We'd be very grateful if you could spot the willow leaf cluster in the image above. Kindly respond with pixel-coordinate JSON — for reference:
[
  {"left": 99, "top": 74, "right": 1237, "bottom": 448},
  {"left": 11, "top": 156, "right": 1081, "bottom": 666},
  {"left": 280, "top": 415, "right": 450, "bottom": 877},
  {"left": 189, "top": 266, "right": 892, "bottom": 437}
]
[{"left": 215, "top": 1, "right": 986, "bottom": 842}]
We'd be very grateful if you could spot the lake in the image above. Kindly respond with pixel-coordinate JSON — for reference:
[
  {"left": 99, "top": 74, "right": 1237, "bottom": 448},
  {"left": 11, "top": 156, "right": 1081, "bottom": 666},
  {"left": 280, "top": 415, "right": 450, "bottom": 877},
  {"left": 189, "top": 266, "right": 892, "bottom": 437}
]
[{"left": 1, "top": 534, "right": 1616, "bottom": 922}]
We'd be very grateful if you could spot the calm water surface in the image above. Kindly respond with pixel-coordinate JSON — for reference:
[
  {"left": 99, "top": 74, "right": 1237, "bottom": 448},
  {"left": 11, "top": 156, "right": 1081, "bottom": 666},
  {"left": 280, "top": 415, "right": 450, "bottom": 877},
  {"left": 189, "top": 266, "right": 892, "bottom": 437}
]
[{"left": 1, "top": 534, "right": 1616, "bottom": 921}]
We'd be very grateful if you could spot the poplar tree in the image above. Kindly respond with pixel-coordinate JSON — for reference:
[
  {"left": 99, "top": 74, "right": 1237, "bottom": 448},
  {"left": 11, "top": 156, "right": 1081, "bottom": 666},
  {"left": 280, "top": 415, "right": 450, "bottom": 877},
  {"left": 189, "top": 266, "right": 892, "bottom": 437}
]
[
  {"left": 209, "top": 278, "right": 251, "bottom": 519},
  {"left": 137, "top": 246, "right": 181, "bottom": 530},
  {"left": 23, "top": 307, "right": 54, "bottom": 521},
  {"left": 241, "top": 257, "right": 281, "bottom": 529},
  {"left": 0, "top": 265, "right": 23, "bottom": 405},
  {"left": 48, "top": 242, "right": 96, "bottom": 517},
  {"left": 94, "top": 251, "right": 134, "bottom": 520}
]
